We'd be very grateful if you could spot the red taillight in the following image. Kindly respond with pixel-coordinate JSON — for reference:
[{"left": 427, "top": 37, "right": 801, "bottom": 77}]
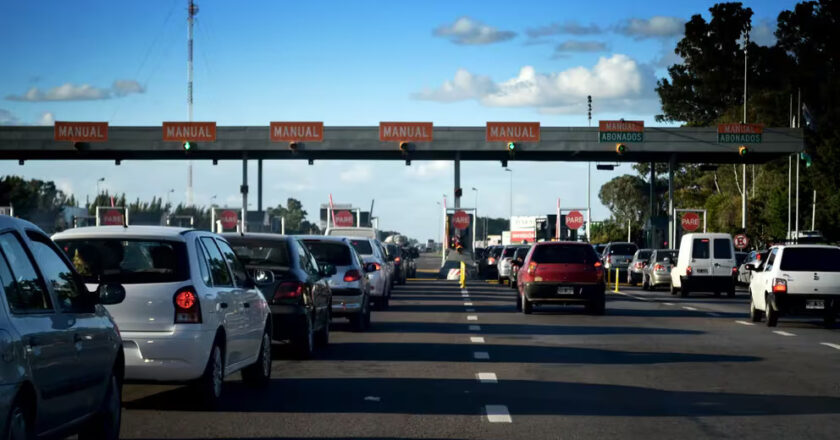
[
  {"left": 274, "top": 282, "right": 304, "bottom": 300},
  {"left": 344, "top": 269, "right": 362, "bottom": 282},
  {"left": 527, "top": 262, "right": 538, "bottom": 275},
  {"left": 732, "top": 267, "right": 738, "bottom": 274},
  {"left": 772, "top": 278, "right": 787, "bottom": 293},
  {"left": 593, "top": 261, "right": 602, "bottom": 268},
  {"left": 488, "top": 257, "right": 496, "bottom": 264},
  {"left": 174, "top": 288, "right": 201, "bottom": 324},
  {"left": 394, "top": 256, "right": 401, "bottom": 263},
  {"left": 654, "top": 263, "right": 664, "bottom": 271},
  {"left": 756, "top": 254, "right": 762, "bottom": 261},
  {"left": 686, "top": 266, "right": 692, "bottom": 276}
]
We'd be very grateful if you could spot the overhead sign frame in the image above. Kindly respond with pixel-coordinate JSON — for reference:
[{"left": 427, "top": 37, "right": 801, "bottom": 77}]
[{"left": 598, "top": 120, "right": 644, "bottom": 143}]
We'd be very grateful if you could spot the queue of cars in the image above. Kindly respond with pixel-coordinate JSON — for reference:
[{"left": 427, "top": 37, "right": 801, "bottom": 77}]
[{"left": 1, "top": 215, "right": 419, "bottom": 439}]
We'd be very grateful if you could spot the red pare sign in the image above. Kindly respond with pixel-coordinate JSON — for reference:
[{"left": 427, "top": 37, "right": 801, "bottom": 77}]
[
  {"left": 219, "top": 210, "right": 238, "bottom": 230},
  {"left": 452, "top": 210, "right": 470, "bottom": 230},
  {"left": 565, "top": 211, "right": 584, "bottom": 230},
  {"left": 334, "top": 210, "right": 354, "bottom": 227},
  {"left": 102, "top": 209, "right": 124, "bottom": 226},
  {"left": 681, "top": 212, "right": 700, "bottom": 231}
]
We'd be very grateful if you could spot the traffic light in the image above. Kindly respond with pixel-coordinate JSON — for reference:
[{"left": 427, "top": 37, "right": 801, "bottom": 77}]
[
  {"left": 615, "top": 143, "right": 626, "bottom": 155},
  {"left": 182, "top": 141, "right": 193, "bottom": 151},
  {"left": 455, "top": 188, "right": 462, "bottom": 198},
  {"left": 738, "top": 145, "right": 749, "bottom": 157},
  {"left": 399, "top": 142, "right": 410, "bottom": 153},
  {"left": 507, "top": 142, "right": 517, "bottom": 157},
  {"left": 289, "top": 142, "right": 299, "bottom": 151}
]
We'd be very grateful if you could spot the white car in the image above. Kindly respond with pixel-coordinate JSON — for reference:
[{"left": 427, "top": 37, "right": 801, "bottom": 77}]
[
  {"left": 670, "top": 233, "right": 737, "bottom": 297},
  {"left": 53, "top": 226, "right": 272, "bottom": 407},
  {"left": 747, "top": 245, "right": 840, "bottom": 327},
  {"left": 347, "top": 237, "right": 392, "bottom": 309}
]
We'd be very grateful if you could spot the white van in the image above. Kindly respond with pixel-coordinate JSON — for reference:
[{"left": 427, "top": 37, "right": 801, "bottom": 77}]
[
  {"left": 325, "top": 227, "right": 377, "bottom": 239},
  {"left": 670, "top": 233, "right": 737, "bottom": 297}
]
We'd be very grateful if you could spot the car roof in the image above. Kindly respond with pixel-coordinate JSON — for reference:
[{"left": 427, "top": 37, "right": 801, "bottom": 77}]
[
  {"left": 0, "top": 215, "right": 45, "bottom": 234},
  {"left": 777, "top": 244, "right": 840, "bottom": 250},
  {"left": 221, "top": 232, "right": 288, "bottom": 242},
  {"left": 296, "top": 235, "right": 349, "bottom": 243},
  {"left": 53, "top": 225, "right": 194, "bottom": 241},
  {"left": 682, "top": 233, "right": 732, "bottom": 238}
]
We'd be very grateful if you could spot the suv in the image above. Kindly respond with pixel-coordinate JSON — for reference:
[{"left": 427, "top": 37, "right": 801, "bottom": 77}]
[
  {"left": 301, "top": 236, "right": 373, "bottom": 331},
  {"left": 669, "top": 233, "right": 736, "bottom": 297},
  {"left": 224, "top": 233, "right": 332, "bottom": 357},
  {"left": 601, "top": 242, "right": 638, "bottom": 280},
  {"left": 54, "top": 226, "right": 273, "bottom": 406},
  {"left": 747, "top": 245, "right": 840, "bottom": 327},
  {"left": 626, "top": 248, "right": 652, "bottom": 285},
  {"left": 1, "top": 217, "right": 125, "bottom": 440},
  {"left": 348, "top": 237, "right": 391, "bottom": 309},
  {"left": 516, "top": 242, "right": 606, "bottom": 315}
]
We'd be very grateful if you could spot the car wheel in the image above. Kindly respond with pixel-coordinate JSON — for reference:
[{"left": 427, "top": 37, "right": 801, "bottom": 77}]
[
  {"left": 315, "top": 309, "right": 330, "bottom": 348},
  {"left": 587, "top": 297, "right": 606, "bottom": 315},
  {"left": 196, "top": 342, "right": 224, "bottom": 408},
  {"left": 764, "top": 297, "right": 779, "bottom": 327},
  {"left": 727, "top": 284, "right": 736, "bottom": 297},
  {"left": 642, "top": 275, "right": 649, "bottom": 290},
  {"left": 242, "top": 326, "right": 272, "bottom": 386},
  {"left": 749, "top": 298, "right": 763, "bottom": 322},
  {"left": 522, "top": 295, "right": 533, "bottom": 314},
  {"left": 5, "top": 399, "right": 32, "bottom": 440},
  {"left": 293, "top": 314, "right": 315, "bottom": 359}
]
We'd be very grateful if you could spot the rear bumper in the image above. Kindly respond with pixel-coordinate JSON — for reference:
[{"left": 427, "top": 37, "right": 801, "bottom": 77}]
[
  {"left": 270, "top": 304, "right": 309, "bottom": 341},
  {"left": 331, "top": 288, "right": 365, "bottom": 316},
  {"left": 771, "top": 294, "right": 840, "bottom": 315},
  {"left": 650, "top": 271, "right": 672, "bottom": 286},
  {"left": 524, "top": 282, "right": 605, "bottom": 303},
  {"left": 121, "top": 328, "right": 217, "bottom": 382},
  {"left": 681, "top": 275, "right": 734, "bottom": 292}
]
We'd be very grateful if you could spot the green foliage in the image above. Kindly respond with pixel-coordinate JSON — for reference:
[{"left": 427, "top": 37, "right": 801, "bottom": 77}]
[
  {"left": 269, "top": 198, "right": 320, "bottom": 234},
  {"left": 0, "top": 175, "right": 74, "bottom": 231}
]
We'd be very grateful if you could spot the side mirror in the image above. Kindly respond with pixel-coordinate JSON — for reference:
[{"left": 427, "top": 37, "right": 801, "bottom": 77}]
[
  {"left": 97, "top": 284, "right": 126, "bottom": 305},
  {"left": 253, "top": 269, "right": 275, "bottom": 285},
  {"left": 364, "top": 262, "right": 379, "bottom": 273},
  {"left": 321, "top": 264, "right": 337, "bottom": 277},
  {"left": 744, "top": 263, "right": 756, "bottom": 271}
]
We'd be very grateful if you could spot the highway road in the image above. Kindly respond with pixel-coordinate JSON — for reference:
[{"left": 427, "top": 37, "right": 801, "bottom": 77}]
[{"left": 117, "top": 253, "right": 840, "bottom": 439}]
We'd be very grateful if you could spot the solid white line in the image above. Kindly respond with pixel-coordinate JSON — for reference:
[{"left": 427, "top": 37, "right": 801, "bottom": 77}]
[
  {"left": 469, "top": 325, "right": 481, "bottom": 331},
  {"left": 476, "top": 372, "right": 498, "bottom": 383},
  {"left": 466, "top": 308, "right": 476, "bottom": 312},
  {"left": 464, "top": 302, "right": 474, "bottom": 306},
  {"left": 470, "top": 336, "right": 485, "bottom": 343},
  {"left": 820, "top": 342, "right": 840, "bottom": 351},
  {"left": 467, "top": 315, "right": 478, "bottom": 321},
  {"left": 663, "top": 302, "right": 675, "bottom": 306},
  {"left": 473, "top": 351, "right": 490, "bottom": 360},
  {"left": 773, "top": 330, "right": 796, "bottom": 336},
  {"left": 485, "top": 405, "right": 512, "bottom": 423},
  {"left": 735, "top": 320, "right": 755, "bottom": 326},
  {"left": 682, "top": 306, "right": 698, "bottom": 311}
]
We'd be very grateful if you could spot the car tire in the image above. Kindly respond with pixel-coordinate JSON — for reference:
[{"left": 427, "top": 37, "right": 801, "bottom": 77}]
[
  {"left": 587, "top": 297, "right": 606, "bottom": 315},
  {"left": 642, "top": 276, "right": 649, "bottom": 290},
  {"left": 242, "top": 326, "right": 272, "bottom": 386},
  {"left": 315, "top": 309, "right": 330, "bottom": 348},
  {"left": 292, "top": 314, "right": 315, "bottom": 359},
  {"left": 196, "top": 342, "right": 224, "bottom": 408},
  {"left": 727, "top": 284, "right": 736, "bottom": 297},
  {"left": 522, "top": 296, "right": 533, "bottom": 314},
  {"left": 749, "top": 298, "right": 763, "bottom": 322},
  {"left": 764, "top": 297, "right": 779, "bottom": 327},
  {"left": 6, "top": 398, "right": 32, "bottom": 440}
]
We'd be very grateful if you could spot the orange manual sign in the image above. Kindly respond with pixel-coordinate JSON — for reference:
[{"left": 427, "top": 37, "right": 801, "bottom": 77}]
[
  {"left": 270, "top": 122, "right": 324, "bottom": 142},
  {"left": 379, "top": 122, "right": 433, "bottom": 142},
  {"left": 486, "top": 122, "right": 540, "bottom": 142},
  {"left": 54, "top": 122, "right": 108, "bottom": 142},
  {"left": 162, "top": 122, "right": 217, "bottom": 142}
]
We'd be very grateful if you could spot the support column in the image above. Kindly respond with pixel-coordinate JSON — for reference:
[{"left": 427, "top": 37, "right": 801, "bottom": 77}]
[
  {"left": 257, "top": 159, "right": 263, "bottom": 212},
  {"left": 241, "top": 155, "right": 248, "bottom": 233},
  {"left": 668, "top": 154, "right": 675, "bottom": 249},
  {"left": 454, "top": 155, "right": 461, "bottom": 209},
  {"left": 649, "top": 161, "right": 655, "bottom": 248}
]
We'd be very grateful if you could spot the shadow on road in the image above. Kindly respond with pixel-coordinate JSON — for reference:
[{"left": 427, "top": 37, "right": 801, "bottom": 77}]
[{"left": 363, "top": 321, "right": 704, "bottom": 336}]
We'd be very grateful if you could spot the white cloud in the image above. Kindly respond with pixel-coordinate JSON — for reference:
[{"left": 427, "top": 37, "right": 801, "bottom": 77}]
[
  {"left": 339, "top": 164, "right": 373, "bottom": 183},
  {"left": 0, "top": 109, "right": 20, "bottom": 125},
  {"left": 527, "top": 21, "right": 603, "bottom": 38},
  {"left": 433, "top": 17, "right": 515, "bottom": 45},
  {"left": 414, "top": 54, "right": 657, "bottom": 114},
  {"left": 5, "top": 80, "right": 145, "bottom": 102},
  {"left": 404, "top": 160, "right": 451, "bottom": 180},
  {"left": 751, "top": 19, "right": 776, "bottom": 46},
  {"left": 554, "top": 40, "right": 609, "bottom": 53},
  {"left": 36, "top": 112, "right": 54, "bottom": 126},
  {"left": 617, "top": 16, "right": 684, "bottom": 39}
]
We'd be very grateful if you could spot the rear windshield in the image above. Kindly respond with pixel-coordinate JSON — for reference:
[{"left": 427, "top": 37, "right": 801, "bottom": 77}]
[
  {"left": 226, "top": 239, "right": 290, "bottom": 267},
  {"left": 714, "top": 239, "right": 732, "bottom": 259},
  {"left": 502, "top": 247, "right": 516, "bottom": 257},
  {"left": 514, "top": 247, "right": 530, "bottom": 259},
  {"left": 636, "top": 250, "right": 652, "bottom": 260},
  {"left": 349, "top": 239, "right": 373, "bottom": 255},
  {"left": 609, "top": 244, "right": 637, "bottom": 255},
  {"left": 656, "top": 251, "right": 678, "bottom": 262},
  {"left": 57, "top": 239, "right": 188, "bottom": 284},
  {"left": 692, "top": 239, "right": 710, "bottom": 259},
  {"left": 489, "top": 247, "right": 502, "bottom": 258},
  {"left": 779, "top": 248, "right": 840, "bottom": 272},
  {"left": 386, "top": 244, "right": 401, "bottom": 257},
  {"left": 305, "top": 241, "right": 352, "bottom": 266},
  {"left": 531, "top": 244, "right": 597, "bottom": 264}
]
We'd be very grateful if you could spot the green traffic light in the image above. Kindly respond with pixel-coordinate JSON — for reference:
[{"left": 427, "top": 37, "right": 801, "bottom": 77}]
[
  {"left": 183, "top": 141, "right": 191, "bottom": 151},
  {"left": 507, "top": 142, "right": 516, "bottom": 151}
]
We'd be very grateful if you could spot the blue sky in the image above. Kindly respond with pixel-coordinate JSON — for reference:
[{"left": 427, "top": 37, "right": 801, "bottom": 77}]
[{"left": 0, "top": 0, "right": 797, "bottom": 240}]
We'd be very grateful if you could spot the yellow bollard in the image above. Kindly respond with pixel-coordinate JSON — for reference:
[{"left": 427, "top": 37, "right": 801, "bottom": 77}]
[
  {"left": 614, "top": 268, "right": 620, "bottom": 293},
  {"left": 459, "top": 261, "right": 466, "bottom": 289}
]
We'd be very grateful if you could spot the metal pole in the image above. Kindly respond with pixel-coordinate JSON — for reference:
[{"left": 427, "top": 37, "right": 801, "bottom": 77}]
[
  {"left": 281, "top": 217, "right": 285, "bottom": 235},
  {"left": 186, "top": 0, "right": 198, "bottom": 206},
  {"left": 795, "top": 153, "right": 800, "bottom": 238},
  {"left": 257, "top": 159, "right": 263, "bottom": 212},
  {"left": 241, "top": 156, "right": 248, "bottom": 233},
  {"left": 649, "top": 161, "right": 655, "bottom": 248},
  {"left": 788, "top": 154, "right": 792, "bottom": 239},
  {"left": 668, "top": 154, "right": 675, "bottom": 248},
  {"left": 627, "top": 218, "right": 631, "bottom": 243},
  {"left": 587, "top": 95, "right": 592, "bottom": 244},
  {"left": 741, "top": 27, "right": 749, "bottom": 230},
  {"left": 454, "top": 155, "right": 461, "bottom": 209},
  {"left": 812, "top": 190, "right": 816, "bottom": 231},
  {"left": 505, "top": 168, "right": 513, "bottom": 230}
]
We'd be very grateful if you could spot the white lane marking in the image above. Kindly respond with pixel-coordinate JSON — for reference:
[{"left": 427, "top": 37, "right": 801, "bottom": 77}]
[
  {"left": 464, "top": 302, "right": 474, "bottom": 306},
  {"left": 773, "top": 330, "right": 796, "bottom": 336},
  {"left": 469, "top": 325, "right": 481, "bottom": 331},
  {"left": 663, "top": 302, "right": 675, "bottom": 306},
  {"left": 470, "top": 336, "right": 485, "bottom": 343},
  {"left": 707, "top": 312, "right": 721, "bottom": 317},
  {"left": 477, "top": 372, "right": 498, "bottom": 383},
  {"left": 461, "top": 289, "right": 469, "bottom": 294},
  {"left": 820, "top": 342, "right": 840, "bottom": 351},
  {"left": 614, "top": 291, "right": 649, "bottom": 301},
  {"left": 473, "top": 351, "right": 490, "bottom": 360},
  {"left": 364, "top": 396, "right": 381, "bottom": 402},
  {"left": 735, "top": 320, "right": 755, "bottom": 326},
  {"left": 485, "top": 405, "right": 512, "bottom": 423},
  {"left": 682, "top": 306, "right": 698, "bottom": 311},
  {"left": 466, "top": 308, "right": 476, "bottom": 312},
  {"left": 467, "top": 315, "right": 478, "bottom": 321}
]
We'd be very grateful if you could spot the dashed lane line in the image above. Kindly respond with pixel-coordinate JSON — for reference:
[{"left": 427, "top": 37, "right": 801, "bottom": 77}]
[
  {"left": 464, "top": 302, "right": 474, "bottom": 306},
  {"left": 682, "top": 306, "right": 698, "bottom": 311},
  {"left": 773, "top": 330, "right": 796, "bottom": 336},
  {"left": 663, "top": 302, "right": 675, "bottom": 306},
  {"left": 473, "top": 351, "right": 490, "bottom": 360},
  {"left": 820, "top": 342, "right": 840, "bottom": 351},
  {"left": 485, "top": 405, "right": 512, "bottom": 423},
  {"left": 470, "top": 336, "right": 485, "bottom": 344},
  {"left": 467, "top": 315, "right": 478, "bottom": 321},
  {"left": 735, "top": 320, "right": 755, "bottom": 326},
  {"left": 476, "top": 372, "right": 498, "bottom": 383}
]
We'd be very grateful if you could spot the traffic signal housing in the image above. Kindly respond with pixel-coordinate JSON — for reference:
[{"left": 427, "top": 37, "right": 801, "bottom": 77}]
[
  {"left": 507, "top": 142, "right": 517, "bottom": 157},
  {"left": 738, "top": 145, "right": 749, "bottom": 157},
  {"left": 182, "top": 141, "right": 193, "bottom": 151},
  {"left": 615, "top": 143, "right": 626, "bottom": 155},
  {"left": 399, "top": 142, "right": 411, "bottom": 154}
]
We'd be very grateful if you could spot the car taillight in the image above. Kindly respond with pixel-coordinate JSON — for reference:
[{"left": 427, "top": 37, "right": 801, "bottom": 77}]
[
  {"left": 527, "top": 262, "right": 538, "bottom": 275},
  {"left": 274, "top": 281, "right": 304, "bottom": 300},
  {"left": 756, "top": 254, "right": 762, "bottom": 261},
  {"left": 488, "top": 257, "right": 496, "bottom": 264},
  {"left": 772, "top": 278, "right": 787, "bottom": 293},
  {"left": 344, "top": 269, "right": 362, "bottom": 282},
  {"left": 686, "top": 266, "right": 692, "bottom": 276},
  {"left": 635, "top": 262, "right": 644, "bottom": 269},
  {"left": 371, "top": 262, "right": 381, "bottom": 271},
  {"left": 394, "top": 256, "right": 401, "bottom": 263},
  {"left": 654, "top": 263, "right": 664, "bottom": 271},
  {"left": 732, "top": 267, "right": 738, "bottom": 274},
  {"left": 594, "top": 261, "right": 602, "bottom": 268},
  {"left": 174, "top": 287, "right": 201, "bottom": 324}
]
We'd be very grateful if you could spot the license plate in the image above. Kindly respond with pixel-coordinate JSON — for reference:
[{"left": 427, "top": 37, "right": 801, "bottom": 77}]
[
  {"left": 696, "top": 268, "right": 708, "bottom": 274},
  {"left": 806, "top": 300, "right": 824, "bottom": 310},
  {"left": 557, "top": 287, "right": 573, "bottom": 295}
]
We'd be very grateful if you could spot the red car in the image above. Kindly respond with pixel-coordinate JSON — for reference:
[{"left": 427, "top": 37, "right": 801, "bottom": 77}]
[{"left": 516, "top": 242, "right": 606, "bottom": 315}]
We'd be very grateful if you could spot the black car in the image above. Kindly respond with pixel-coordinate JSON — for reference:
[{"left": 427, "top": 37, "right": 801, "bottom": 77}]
[
  {"left": 386, "top": 243, "right": 407, "bottom": 285},
  {"left": 481, "top": 245, "right": 504, "bottom": 278},
  {"left": 509, "top": 246, "right": 532, "bottom": 290},
  {"left": 225, "top": 233, "right": 333, "bottom": 358}
]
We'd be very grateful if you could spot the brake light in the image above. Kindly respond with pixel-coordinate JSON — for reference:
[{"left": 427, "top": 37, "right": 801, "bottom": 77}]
[
  {"left": 394, "top": 256, "right": 401, "bottom": 263},
  {"left": 686, "top": 266, "right": 692, "bottom": 276},
  {"left": 593, "top": 261, "right": 602, "bottom": 268},
  {"left": 732, "top": 267, "right": 738, "bottom": 274},
  {"left": 772, "top": 278, "right": 787, "bottom": 293},
  {"left": 654, "top": 263, "right": 664, "bottom": 271},
  {"left": 488, "top": 257, "right": 496, "bottom": 264},
  {"left": 344, "top": 269, "right": 362, "bottom": 282},
  {"left": 371, "top": 262, "right": 382, "bottom": 271},
  {"left": 174, "top": 287, "right": 201, "bottom": 324},
  {"left": 527, "top": 262, "right": 538, "bottom": 276},
  {"left": 756, "top": 254, "right": 762, "bottom": 261},
  {"left": 274, "top": 281, "right": 304, "bottom": 300}
]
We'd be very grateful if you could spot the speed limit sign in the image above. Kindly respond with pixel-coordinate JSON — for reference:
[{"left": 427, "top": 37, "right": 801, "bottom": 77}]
[{"left": 734, "top": 234, "right": 749, "bottom": 250}]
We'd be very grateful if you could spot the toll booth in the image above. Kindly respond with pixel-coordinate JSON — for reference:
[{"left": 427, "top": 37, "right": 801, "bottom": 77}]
[{"left": 645, "top": 216, "right": 669, "bottom": 249}]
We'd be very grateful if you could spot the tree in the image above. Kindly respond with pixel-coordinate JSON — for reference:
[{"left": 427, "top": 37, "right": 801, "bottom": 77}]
[
  {"left": 268, "top": 198, "right": 320, "bottom": 234},
  {"left": 0, "top": 175, "right": 74, "bottom": 232}
]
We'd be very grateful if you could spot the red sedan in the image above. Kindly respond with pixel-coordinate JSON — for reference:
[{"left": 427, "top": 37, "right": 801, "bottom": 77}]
[{"left": 516, "top": 241, "right": 606, "bottom": 315}]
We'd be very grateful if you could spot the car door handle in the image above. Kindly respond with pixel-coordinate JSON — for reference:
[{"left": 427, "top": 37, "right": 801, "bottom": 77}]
[{"left": 243, "top": 302, "right": 250, "bottom": 308}]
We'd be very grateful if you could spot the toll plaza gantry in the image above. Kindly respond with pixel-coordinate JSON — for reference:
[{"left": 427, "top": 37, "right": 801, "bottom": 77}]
[{"left": 0, "top": 121, "right": 803, "bottom": 240}]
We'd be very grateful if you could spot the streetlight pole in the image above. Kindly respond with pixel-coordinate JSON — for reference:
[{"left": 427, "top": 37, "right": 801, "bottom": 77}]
[
  {"left": 166, "top": 189, "right": 175, "bottom": 208},
  {"left": 95, "top": 177, "right": 105, "bottom": 197},
  {"left": 504, "top": 168, "right": 513, "bottom": 230},
  {"left": 471, "top": 187, "right": 479, "bottom": 242},
  {"left": 741, "top": 24, "right": 750, "bottom": 230}
]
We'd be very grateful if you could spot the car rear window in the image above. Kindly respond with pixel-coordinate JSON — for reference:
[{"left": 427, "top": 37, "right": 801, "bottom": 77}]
[
  {"left": 226, "top": 239, "right": 290, "bottom": 267},
  {"left": 531, "top": 244, "right": 597, "bottom": 264},
  {"left": 304, "top": 241, "right": 352, "bottom": 266},
  {"left": 489, "top": 247, "right": 502, "bottom": 258},
  {"left": 714, "top": 239, "right": 732, "bottom": 259},
  {"left": 656, "top": 251, "right": 678, "bottom": 262},
  {"left": 502, "top": 247, "right": 516, "bottom": 257},
  {"left": 779, "top": 248, "right": 840, "bottom": 272},
  {"left": 514, "top": 247, "right": 530, "bottom": 259},
  {"left": 609, "top": 244, "right": 637, "bottom": 255},
  {"left": 349, "top": 239, "right": 373, "bottom": 255},
  {"left": 57, "top": 239, "right": 188, "bottom": 284},
  {"left": 637, "top": 250, "right": 652, "bottom": 260},
  {"left": 692, "top": 239, "right": 710, "bottom": 259}
]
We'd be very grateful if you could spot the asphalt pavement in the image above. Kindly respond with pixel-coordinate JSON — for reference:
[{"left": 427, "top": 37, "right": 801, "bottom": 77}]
[{"left": 117, "top": 255, "right": 840, "bottom": 439}]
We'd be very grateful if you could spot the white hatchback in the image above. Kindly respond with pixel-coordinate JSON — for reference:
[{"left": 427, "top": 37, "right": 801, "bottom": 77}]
[{"left": 53, "top": 226, "right": 272, "bottom": 406}]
